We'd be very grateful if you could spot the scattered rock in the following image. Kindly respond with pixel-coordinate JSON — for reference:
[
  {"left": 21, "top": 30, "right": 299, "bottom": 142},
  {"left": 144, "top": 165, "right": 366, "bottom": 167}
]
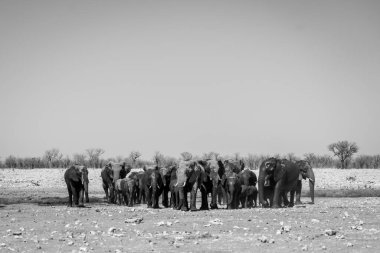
[
  {"left": 125, "top": 217, "right": 143, "bottom": 224},
  {"left": 311, "top": 219, "right": 320, "bottom": 223},
  {"left": 302, "top": 245, "right": 308, "bottom": 251},
  {"left": 258, "top": 235, "right": 273, "bottom": 243},
  {"left": 209, "top": 219, "right": 223, "bottom": 225},
  {"left": 347, "top": 242, "right": 354, "bottom": 247},
  {"left": 108, "top": 227, "right": 117, "bottom": 234},
  {"left": 324, "top": 229, "right": 337, "bottom": 236}
]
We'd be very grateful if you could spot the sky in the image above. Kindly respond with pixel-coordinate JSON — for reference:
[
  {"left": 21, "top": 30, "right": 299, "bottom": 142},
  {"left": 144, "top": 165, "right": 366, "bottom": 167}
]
[{"left": 1, "top": 0, "right": 380, "bottom": 161}]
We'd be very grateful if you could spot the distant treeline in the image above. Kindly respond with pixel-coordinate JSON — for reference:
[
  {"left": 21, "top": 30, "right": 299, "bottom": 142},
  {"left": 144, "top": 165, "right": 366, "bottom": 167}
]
[{"left": 1, "top": 149, "right": 380, "bottom": 169}]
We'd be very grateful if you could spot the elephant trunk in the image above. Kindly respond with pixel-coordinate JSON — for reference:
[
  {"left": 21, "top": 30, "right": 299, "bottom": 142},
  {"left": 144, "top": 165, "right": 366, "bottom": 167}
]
[
  {"left": 151, "top": 174, "right": 158, "bottom": 208},
  {"left": 308, "top": 169, "right": 315, "bottom": 204},
  {"left": 258, "top": 173, "right": 266, "bottom": 206},
  {"left": 227, "top": 181, "right": 235, "bottom": 206},
  {"left": 83, "top": 180, "right": 89, "bottom": 203}
]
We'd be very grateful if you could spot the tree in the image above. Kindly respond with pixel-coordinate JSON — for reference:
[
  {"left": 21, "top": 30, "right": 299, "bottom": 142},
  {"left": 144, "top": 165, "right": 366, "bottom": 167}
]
[
  {"left": 44, "top": 148, "right": 62, "bottom": 168},
  {"left": 73, "top": 153, "right": 87, "bottom": 165},
  {"left": 328, "top": 141, "right": 359, "bottom": 169},
  {"left": 152, "top": 151, "right": 165, "bottom": 166},
  {"left": 285, "top": 152, "right": 298, "bottom": 162},
  {"left": 5, "top": 155, "right": 17, "bottom": 168},
  {"left": 304, "top": 153, "right": 317, "bottom": 166},
  {"left": 86, "top": 148, "right": 105, "bottom": 168},
  {"left": 180, "top": 152, "right": 193, "bottom": 161},
  {"left": 129, "top": 151, "right": 141, "bottom": 167},
  {"left": 202, "top": 152, "right": 220, "bottom": 160}
]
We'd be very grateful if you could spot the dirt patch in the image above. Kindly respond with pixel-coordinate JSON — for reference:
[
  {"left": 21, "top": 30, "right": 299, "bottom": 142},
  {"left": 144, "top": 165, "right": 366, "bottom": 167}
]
[
  {"left": 0, "top": 198, "right": 380, "bottom": 252},
  {"left": 1, "top": 169, "right": 380, "bottom": 252}
]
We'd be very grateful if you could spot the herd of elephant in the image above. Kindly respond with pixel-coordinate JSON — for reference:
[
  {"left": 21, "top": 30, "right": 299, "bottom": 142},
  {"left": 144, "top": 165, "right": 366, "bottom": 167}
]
[{"left": 64, "top": 157, "right": 315, "bottom": 210}]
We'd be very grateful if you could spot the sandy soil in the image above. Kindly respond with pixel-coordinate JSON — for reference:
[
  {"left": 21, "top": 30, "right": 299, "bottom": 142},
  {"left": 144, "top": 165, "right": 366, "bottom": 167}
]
[
  {"left": 1, "top": 169, "right": 380, "bottom": 252},
  {"left": 1, "top": 199, "right": 380, "bottom": 252}
]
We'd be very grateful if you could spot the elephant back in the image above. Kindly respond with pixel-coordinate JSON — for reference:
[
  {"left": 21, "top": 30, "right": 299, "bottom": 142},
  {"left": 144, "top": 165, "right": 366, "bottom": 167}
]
[
  {"left": 224, "top": 160, "right": 244, "bottom": 176},
  {"left": 115, "top": 179, "right": 123, "bottom": 191},
  {"left": 240, "top": 169, "right": 257, "bottom": 186}
]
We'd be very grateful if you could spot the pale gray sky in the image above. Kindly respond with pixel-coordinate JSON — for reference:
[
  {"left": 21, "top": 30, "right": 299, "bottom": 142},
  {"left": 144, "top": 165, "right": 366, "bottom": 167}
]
[{"left": 1, "top": 0, "right": 379, "bottom": 160}]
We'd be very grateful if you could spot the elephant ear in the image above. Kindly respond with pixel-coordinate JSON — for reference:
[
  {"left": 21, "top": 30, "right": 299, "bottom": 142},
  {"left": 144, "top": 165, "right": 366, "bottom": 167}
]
[
  {"left": 239, "top": 160, "right": 245, "bottom": 170},
  {"left": 274, "top": 160, "right": 285, "bottom": 182},
  {"left": 217, "top": 160, "right": 225, "bottom": 180},
  {"left": 70, "top": 166, "right": 81, "bottom": 182},
  {"left": 80, "top": 166, "right": 89, "bottom": 184}
]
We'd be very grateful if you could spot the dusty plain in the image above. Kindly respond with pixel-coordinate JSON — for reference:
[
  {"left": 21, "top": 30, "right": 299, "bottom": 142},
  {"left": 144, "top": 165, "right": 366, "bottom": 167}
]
[{"left": 1, "top": 168, "right": 380, "bottom": 252}]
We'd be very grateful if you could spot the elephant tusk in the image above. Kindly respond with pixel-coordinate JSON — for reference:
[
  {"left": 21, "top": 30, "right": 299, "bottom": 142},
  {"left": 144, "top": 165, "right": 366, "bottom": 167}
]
[
  {"left": 157, "top": 185, "right": 160, "bottom": 190},
  {"left": 201, "top": 184, "right": 207, "bottom": 191},
  {"left": 182, "top": 182, "right": 186, "bottom": 187},
  {"left": 149, "top": 186, "right": 152, "bottom": 189},
  {"left": 174, "top": 182, "right": 178, "bottom": 187}
]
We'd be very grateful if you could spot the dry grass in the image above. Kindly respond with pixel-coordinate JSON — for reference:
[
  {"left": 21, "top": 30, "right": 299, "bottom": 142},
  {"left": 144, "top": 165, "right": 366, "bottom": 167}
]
[{"left": 1, "top": 168, "right": 380, "bottom": 204}]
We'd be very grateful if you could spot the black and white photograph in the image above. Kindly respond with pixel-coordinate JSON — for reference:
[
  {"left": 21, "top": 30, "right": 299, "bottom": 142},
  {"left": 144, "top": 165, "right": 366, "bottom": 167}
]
[{"left": 1, "top": 0, "right": 380, "bottom": 252}]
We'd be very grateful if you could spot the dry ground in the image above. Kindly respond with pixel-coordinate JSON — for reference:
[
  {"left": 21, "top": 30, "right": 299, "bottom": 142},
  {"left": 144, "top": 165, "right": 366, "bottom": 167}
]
[{"left": 1, "top": 168, "right": 380, "bottom": 252}]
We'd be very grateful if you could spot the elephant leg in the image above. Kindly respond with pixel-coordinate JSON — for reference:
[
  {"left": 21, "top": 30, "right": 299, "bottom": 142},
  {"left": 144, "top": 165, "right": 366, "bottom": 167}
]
[
  {"left": 152, "top": 190, "right": 160, "bottom": 209},
  {"left": 295, "top": 180, "right": 302, "bottom": 205},
  {"left": 217, "top": 185, "right": 224, "bottom": 205},
  {"left": 129, "top": 190, "right": 135, "bottom": 207},
  {"left": 282, "top": 191, "right": 290, "bottom": 207},
  {"left": 240, "top": 186, "right": 247, "bottom": 208},
  {"left": 252, "top": 186, "right": 258, "bottom": 207},
  {"left": 272, "top": 182, "right": 284, "bottom": 208},
  {"left": 78, "top": 188, "right": 85, "bottom": 207},
  {"left": 71, "top": 184, "right": 79, "bottom": 206},
  {"left": 190, "top": 183, "right": 198, "bottom": 211},
  {"left": 234, "top": 189, "right": 241, "bottom": 209},
  {"left": 173, "top": 187, "right": 179, "bottom": 210},
  {"left": 170, "top": 189, "right": 175, "bottom": 208},
  {"left": 109, "top": 185, "right": 115, "bottom": 204},
  {"left": 67, "top": 186, "right": 73, "bottom": 207},
  {"left": 84, "top": 183, "right": 89, "bottom": 203},
  {"left": 162, "top": 188, "right": 169, "bottom": 208},
  {"left": 226, "top": 190, "right": 233, "bottom": 209},
  {"left": 141, "top": 189, "right": 146, "bottom": 204},
  {"left": 102, "top": 182, "right": 108, "bottom": 200},
  {"left": 177, "top": 187, "right": 189, "bottom": 211},
  {"left": 289, "top": 190, "right": 295, "bottom": 207},
  {"left": 146, "top": 186, "right": 152, "bottom": 208},
  {"left": 200, "top": 185, "right": 209, "bottom": 210},
  {"left": 210, "top": 185, "right": 219, "bottom": 209}
]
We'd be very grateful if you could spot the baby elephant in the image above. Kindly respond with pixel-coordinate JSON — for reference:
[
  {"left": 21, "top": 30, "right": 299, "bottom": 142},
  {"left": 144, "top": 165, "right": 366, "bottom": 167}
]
[
  {"left": 64, "top": 165, "right": 89, "bottom": 207},
  {"left": 115, "top": 177, "right": 136, "bottom": 207}
]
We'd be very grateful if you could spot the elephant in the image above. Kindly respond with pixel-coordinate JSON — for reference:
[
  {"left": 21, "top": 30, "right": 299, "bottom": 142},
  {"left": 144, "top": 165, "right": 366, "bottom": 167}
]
[
  {"left": 176, "top": 160, "right": 211, "bottom": 211},
  {"left": 258, "top": 158, "right": 300, "bottom": 208},
  {"left": 239, "top": 169, "right": 258, "bottom": 208},
  {"left": 142, "top": 166, "right": 164, "bottom": 208},
  {"left": 291, "top": 160, "right": 315, "bottom": 205},
  {"left": 132, "top": 170, "right": 146, "bottom": 205},
  {"left": 115, "top": 176, "right": 137, "bottom": 206},
  {"left": 169, "top": 165, "right": 179, "bottom": 209},
  {"left": 217, "top": 184, "right": 227, "bottom": 205},
  {"left": 197, "top": 159, "right": 225, "bottom": 209},
  {"left": 261, "top": 174, "right": 275, "bottom": 207},
  {"left": 222, "top": 160, "right": 244, "bottom": 209},
  {"left": 160, "top": 166, "right": 177, "bottom": 208},
  {"left": 100, "top": 162, "right": 130, "bottom": 204},
  {"left": 64, "top": 165, "right": 89, "bottom": 207}
]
